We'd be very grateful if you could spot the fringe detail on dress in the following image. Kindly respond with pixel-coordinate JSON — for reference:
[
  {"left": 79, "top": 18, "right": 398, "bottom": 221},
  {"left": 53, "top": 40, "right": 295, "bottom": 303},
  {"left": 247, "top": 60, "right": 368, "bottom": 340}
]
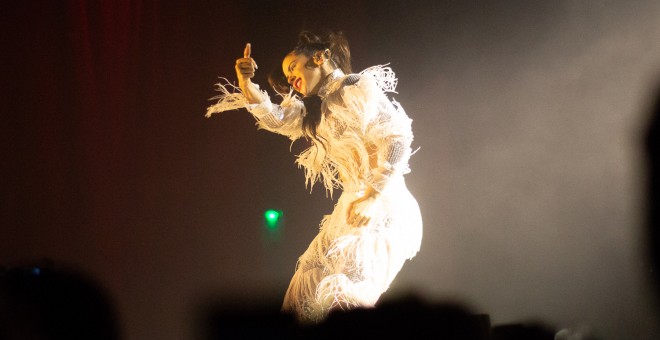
[
  {"left": 360, "top": 64, "right": 399, "bottom": 93},
  {"left": 205, "top": 78, "right": 249, "bottom": 117}
]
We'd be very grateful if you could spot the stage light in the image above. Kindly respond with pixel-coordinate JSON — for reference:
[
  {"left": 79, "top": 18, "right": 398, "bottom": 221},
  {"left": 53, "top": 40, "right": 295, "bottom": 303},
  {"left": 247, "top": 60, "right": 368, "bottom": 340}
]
[{"left": 264, "top": 209, "right": 281, "bottom": 229}]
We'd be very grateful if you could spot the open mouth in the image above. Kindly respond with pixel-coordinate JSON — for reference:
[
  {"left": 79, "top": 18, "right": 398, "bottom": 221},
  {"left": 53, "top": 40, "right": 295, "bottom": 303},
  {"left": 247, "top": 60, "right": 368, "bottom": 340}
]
[{"left": 294, "top": 78, "right": 302, "bottom": 91}]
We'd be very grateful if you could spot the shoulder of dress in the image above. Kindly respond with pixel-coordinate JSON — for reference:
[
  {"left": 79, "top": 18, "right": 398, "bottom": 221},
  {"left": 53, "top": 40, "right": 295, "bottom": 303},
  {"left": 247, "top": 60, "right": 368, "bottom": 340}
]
[
  {"left": 358, "top": 64, "right": 398, "bottom": 93},
  {"left": 342, "top": 74, "right": 363, "bottom": 86}
]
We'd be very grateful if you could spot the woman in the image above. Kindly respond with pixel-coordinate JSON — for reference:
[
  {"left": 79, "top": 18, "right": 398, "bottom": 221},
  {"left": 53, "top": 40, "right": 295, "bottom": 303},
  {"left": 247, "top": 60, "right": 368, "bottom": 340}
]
[{"left": 206, "top": 31, "right": 422, "bottom": 323}]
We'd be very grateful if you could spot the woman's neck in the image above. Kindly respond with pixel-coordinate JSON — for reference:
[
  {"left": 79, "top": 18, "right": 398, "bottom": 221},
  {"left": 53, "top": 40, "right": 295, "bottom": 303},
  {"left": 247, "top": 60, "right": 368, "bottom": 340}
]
[
  {"left": 320, "top": 63, "right": 336, "bottom": 77},
  {"left": 317, "top": 67, "right": 345, "bottom": 99}
]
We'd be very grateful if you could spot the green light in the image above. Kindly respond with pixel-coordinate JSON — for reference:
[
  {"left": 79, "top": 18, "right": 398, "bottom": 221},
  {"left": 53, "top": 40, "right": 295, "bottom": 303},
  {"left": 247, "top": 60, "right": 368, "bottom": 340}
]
[
  {"left": 265, "top": 210, "right": 279, "bottom": 222},
  {"left": 264, "top": 209, "right": 281, "bottom": 229}
]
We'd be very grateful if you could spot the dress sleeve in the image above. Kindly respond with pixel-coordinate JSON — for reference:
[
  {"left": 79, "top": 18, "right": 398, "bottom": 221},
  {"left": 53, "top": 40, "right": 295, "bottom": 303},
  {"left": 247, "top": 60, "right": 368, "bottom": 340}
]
[
  {"left": 246, "top": 90, "right": 305, "bottom": 139},
  {"left": 206, "top": 79, "right": 304, "bottom": 140},
  {"left": 342, "top": 71, "right": 413, "bottom": 193},
  {"left": 324, "top": 70, "right": 414, "bottom": 193},
  {"left": 366, "top": 97, "right": 414, "bottom": 193}
]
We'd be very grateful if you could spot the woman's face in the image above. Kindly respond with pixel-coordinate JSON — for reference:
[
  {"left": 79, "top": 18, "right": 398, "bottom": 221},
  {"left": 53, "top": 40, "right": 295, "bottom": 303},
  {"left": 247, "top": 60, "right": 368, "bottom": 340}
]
[{"left": 282, "top": 52, "right": 323, "bottom": 96}]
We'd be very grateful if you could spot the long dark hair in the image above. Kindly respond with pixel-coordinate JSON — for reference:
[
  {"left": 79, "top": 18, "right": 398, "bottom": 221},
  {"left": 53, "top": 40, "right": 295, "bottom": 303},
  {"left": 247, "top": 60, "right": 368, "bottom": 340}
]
[{"left": 268, "top": 31, "right": 352, "bottom": 142}]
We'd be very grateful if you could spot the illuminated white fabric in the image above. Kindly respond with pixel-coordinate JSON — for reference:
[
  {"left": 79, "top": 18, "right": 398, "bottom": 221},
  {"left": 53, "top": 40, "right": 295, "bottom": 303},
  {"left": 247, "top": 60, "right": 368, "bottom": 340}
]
[{"left": 207, "top": 66, "right": 422, "bottom": 323}]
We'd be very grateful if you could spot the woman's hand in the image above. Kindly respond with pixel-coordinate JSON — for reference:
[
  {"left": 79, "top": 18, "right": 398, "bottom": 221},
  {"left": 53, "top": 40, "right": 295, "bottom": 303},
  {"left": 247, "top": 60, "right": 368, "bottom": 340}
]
[
  {"left": 235, "top": 43, "right": 258, "bottom": 85},
  {"left": 346, "top": 186, "right": 381, "bottom": 228},
  {"left": 234, "top": 43, "right": 263, "bottom": 104}
]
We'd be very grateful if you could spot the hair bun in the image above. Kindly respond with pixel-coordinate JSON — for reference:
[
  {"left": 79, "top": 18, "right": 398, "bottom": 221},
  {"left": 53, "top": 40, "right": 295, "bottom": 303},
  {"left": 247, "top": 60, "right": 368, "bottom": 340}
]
[{"left": 298, "top": 31, "right": 323, "bottom": 45}]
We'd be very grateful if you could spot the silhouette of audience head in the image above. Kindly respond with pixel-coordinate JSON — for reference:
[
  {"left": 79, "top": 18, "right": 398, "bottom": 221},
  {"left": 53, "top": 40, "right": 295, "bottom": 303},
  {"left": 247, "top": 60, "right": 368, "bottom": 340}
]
[
  {"left": 0, "top": 262, "right": 120, "bottom": 340},
  {"left": 645, "top": 79, "right": 660, "bottom": 309}
]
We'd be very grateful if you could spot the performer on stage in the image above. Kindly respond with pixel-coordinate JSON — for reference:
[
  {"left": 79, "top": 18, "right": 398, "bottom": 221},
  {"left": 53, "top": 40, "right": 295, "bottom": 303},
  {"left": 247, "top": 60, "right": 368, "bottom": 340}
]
[{"left": 207, "top": 31, "right": 422, "bottom": 323}]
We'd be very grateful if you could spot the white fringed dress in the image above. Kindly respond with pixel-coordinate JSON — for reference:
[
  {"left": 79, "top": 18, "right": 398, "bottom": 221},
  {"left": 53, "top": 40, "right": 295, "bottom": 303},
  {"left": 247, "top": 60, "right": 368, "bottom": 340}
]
[{"left": 206, "top": 66, "right": 422, "bottom": 323}]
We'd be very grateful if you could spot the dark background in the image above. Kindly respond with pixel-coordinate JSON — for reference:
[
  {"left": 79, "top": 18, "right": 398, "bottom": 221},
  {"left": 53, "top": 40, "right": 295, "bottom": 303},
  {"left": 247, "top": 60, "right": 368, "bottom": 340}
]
[{"left": 2, "top": 1, "right": 659, "bottom": 339}]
